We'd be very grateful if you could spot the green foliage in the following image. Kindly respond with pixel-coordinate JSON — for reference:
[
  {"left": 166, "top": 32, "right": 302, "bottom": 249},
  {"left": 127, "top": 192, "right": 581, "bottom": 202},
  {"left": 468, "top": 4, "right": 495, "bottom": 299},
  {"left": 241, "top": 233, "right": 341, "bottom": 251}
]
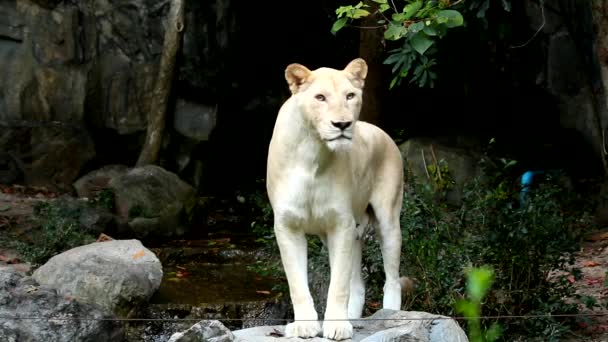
[
  {"left": 387, "top": 149, "right": 596, "bottom": 340},
  {"left": 128, "top": 205, "right": 144, "bottom": 219},
  {"left": 332, "top": 0, "right": 512, "bottom": 88},
  {"left": 89, "top": 188, "right": 115, "bottom": 211},
  {"left": 456, "top": 266, "right": 502, "bottom": 342},
  {"left": 426, "top": 157, "right": 454, "bottom": 195},
  {"left": 16, "top": 200, "right": 97, "bottom": 266}
]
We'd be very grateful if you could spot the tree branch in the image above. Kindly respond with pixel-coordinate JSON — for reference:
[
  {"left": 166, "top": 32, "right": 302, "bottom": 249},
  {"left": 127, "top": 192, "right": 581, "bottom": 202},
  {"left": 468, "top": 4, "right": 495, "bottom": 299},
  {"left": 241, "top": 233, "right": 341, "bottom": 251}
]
[{"left": 136, "top": 0, "right": 185, "bottom": 167}]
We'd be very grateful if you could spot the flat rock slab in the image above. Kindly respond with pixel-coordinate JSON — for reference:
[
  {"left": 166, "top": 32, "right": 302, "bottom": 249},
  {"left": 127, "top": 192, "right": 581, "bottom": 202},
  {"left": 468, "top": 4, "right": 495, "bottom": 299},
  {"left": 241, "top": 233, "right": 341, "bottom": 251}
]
[{"left": 232, "top": 309, "right": 468, "bottom": 342}]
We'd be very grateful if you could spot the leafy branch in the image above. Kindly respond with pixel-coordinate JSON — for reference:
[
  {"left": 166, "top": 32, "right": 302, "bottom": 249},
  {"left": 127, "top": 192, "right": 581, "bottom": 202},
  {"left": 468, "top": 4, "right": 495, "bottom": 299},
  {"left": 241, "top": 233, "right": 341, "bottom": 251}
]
[{"left": 332, "top": 0, "right": 511, "bottom": 88}]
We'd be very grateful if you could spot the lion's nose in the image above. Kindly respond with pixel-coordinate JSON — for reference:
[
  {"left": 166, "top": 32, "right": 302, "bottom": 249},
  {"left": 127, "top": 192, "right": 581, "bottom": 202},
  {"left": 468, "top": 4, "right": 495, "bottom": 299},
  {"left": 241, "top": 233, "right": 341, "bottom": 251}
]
[{"left": 331, "top": 121, "right": 352, "bottom": 130}]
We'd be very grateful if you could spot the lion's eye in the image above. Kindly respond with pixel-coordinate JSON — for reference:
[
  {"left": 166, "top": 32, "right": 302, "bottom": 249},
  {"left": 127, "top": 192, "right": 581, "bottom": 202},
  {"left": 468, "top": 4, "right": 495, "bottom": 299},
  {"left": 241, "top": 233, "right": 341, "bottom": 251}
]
[
  {"left": 346, "top": 92, "right": 355, "bottom": 100},
  {"left": 315, "top": 94, "right": 326, "bottom": 101}
]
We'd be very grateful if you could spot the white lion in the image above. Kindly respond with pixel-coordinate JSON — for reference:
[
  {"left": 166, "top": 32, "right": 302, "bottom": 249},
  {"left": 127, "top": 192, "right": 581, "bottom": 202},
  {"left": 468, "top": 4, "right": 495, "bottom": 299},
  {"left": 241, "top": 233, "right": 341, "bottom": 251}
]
[{"left": 266, "top": 58, "right": 407, "bottom": 340}]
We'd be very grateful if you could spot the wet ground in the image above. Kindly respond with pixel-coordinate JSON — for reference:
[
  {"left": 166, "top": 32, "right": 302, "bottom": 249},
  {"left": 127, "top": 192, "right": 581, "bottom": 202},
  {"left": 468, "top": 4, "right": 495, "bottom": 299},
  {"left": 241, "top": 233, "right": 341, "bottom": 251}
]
[
  {"left": 0, "top": 184, "right": 290, "bottom": 340},
  {"left": 146, "top": 233, "right": 280, "bottom": 305}
]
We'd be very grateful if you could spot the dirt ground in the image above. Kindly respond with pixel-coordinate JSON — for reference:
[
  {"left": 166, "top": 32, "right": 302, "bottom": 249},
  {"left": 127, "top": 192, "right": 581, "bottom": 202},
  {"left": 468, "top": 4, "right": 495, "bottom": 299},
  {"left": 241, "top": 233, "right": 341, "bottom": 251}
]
[
  {"left": 562, "top": 230, "right": 608, "bottom": 341},
  {"left": 2, "top": 184, "right": 608, "bottom": 341}
]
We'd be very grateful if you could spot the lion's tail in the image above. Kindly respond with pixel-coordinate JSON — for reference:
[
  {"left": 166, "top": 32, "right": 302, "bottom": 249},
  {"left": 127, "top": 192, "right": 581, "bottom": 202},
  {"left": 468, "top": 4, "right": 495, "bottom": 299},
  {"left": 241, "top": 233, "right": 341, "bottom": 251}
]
[{"left": 399, "top": 276, "right": 415, "bottom": 294}]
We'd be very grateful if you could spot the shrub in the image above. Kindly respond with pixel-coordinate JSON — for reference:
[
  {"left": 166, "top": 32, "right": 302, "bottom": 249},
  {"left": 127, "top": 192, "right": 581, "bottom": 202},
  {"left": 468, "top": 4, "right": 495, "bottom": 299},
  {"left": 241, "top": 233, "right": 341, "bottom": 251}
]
[
  {"left": 362, "top": 153, "right": 596, "bottom": 340},
  {"left": 14, "top": 198, "right": 101, "bottom": 266}
]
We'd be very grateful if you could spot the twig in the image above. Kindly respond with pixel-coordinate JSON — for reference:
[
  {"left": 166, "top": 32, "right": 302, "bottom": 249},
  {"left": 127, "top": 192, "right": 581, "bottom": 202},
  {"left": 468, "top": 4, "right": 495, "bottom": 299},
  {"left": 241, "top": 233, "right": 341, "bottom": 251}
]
[
  {"left": 510, "top": 0, "right": 545, "bottom": 49},
  {"left": 389, "top": 0, "right": 398, "bottom": 12},
  {"left": 430, "top": 144, "right": 442, "bottom": 181},
  {"left": 421, "top": 149, "right": 431, "bottom": 180}
]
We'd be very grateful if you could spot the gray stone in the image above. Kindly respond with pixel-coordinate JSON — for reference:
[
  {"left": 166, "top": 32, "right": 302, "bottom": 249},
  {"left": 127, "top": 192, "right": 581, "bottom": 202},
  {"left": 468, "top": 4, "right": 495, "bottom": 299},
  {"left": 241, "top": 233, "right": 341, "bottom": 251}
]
[
  {"left": 0, "top": 126, "right": 96, "bottom": 192},
  {"left": 73, "top": 164, "right": 130, "bottom": 199},
  {"left": 32, "top": 239, "right": 163, "bottom": 317},
  {"left": 108, "top": 165, "right": 197, "bottom": 239},
  {"left": 168, "top": 320, "right": 235, "bottom": 342},
  {"left": 0, "top": 266, "right": 124, "bottom": 342},
  {"left": 173, "top": 98, "right": 217, "bottom": 141}
]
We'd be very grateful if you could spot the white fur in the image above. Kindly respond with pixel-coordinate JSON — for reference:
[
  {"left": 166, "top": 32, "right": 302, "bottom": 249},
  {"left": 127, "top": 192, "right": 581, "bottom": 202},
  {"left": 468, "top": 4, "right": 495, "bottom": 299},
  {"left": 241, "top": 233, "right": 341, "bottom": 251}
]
[{"left": 266, "top": 58, "right": 405, "bottom": 340}]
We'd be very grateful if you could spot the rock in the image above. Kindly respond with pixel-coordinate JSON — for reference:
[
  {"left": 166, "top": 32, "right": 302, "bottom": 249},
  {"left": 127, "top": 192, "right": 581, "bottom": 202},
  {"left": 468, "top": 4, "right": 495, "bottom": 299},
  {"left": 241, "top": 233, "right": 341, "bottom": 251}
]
[
  {"left": 108, "top": 165, "right": 197, "bottom": 239},
  {"left": 0, "top": 126, "right": 96, "bottom": 192},
  {"left": 0, "top": 152, "right": 23, "bottom": 184},
  {"left": 173, "top": 99, "right": 217, "bottom": 141},
  {"left": 399, "top": 138, "right": 482, "bottom": 204},
  {"left": 32, "top": 239, "right": 163, "bottom": 317},
  {"left": 231, "top": 309, "right": 468, "bottom": 342},
  {"left": 77, "top": 204, "right": 117, "bottom": 235},
  {"left": 0, "top": 266, "right": 124, "bottom": 342},
  {"left": 168, "top": 320, "right": 235, "bottom": 342},
  {"left": 73, "top": 164, "right": 130, "bottom": 199}
]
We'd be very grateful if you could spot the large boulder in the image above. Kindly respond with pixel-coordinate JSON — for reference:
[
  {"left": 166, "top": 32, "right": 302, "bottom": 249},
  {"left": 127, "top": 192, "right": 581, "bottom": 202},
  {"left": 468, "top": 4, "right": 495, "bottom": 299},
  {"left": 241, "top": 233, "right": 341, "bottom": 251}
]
[
  {"left": 73, "top": 164, "right": 198, "bottom": 239},
  {"left": 32, "top": 239, "right": 163, "bottom": 317},
  {"left": 0, "top": 266, "right": 124, "bottom": 342},
  {"left": 108, "top": 165, "right": 198, "bottom": 239}
]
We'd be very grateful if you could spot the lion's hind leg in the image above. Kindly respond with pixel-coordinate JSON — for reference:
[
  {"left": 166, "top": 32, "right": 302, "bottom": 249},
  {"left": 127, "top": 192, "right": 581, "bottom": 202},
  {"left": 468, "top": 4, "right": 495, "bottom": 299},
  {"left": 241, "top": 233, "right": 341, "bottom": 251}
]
[{"left": 371, "top": 203, "right": 403, "bottom": 311}]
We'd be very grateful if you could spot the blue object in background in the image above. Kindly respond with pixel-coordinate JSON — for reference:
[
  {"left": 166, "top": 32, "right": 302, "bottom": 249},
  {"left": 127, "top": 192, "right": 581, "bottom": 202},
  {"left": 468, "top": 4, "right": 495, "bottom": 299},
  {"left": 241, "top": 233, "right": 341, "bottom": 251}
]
[{"left": 520, "top": 170, "right": 545, "bottom": 205}]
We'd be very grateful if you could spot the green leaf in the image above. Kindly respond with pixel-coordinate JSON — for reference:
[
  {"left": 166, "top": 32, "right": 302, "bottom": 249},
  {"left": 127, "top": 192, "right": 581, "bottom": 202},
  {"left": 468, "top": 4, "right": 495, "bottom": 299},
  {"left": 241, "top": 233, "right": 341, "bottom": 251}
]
[
  {"left": 409, "top": 21, "right": 425, "bottom": 33},
  {"left": 467, "top": 266, "right": 494, "bottom": 302},
  {"left": 392, "top": 12, "right": 407, "bottom": 22},
  {"left": 404, "top": 0, "right": 423, "bottom": 19},
  {"left": 436, "top": 9, "right": 464, "bottom": 28},
  {"left": 455, "top": 300, "right": 477, "bottom": 317},
  {"left": 335, "top": 5, "right": 354, "bottom": 18},
  {"left": 352, "top": 9, "right": 371, "bottom": 19},
  {"left": 423, "top": 24, "right": 439, "bottom": 36},
  {"left": 372, "top": 0, "right": 387, "bottom": 3},
  {"left": 389, "top": 75, "right": 401, "bottom": 89},
  {"left": 331, "top": 17, "right": 348, "bottom": 34},
  {"left": 384, "top": 22, "right": 407, "bottom": 40},
  {"left": 383, "top": 52, "right": 404, "bottom": 66},
  {"left": 485, "top": 322, "right": 503, "bottom": 342},
  {"left": 410, "top": 31, "right": 434, "bottom": 55},
  {"left": 379, "top": 3, "right": 390, "bottom": 12}
]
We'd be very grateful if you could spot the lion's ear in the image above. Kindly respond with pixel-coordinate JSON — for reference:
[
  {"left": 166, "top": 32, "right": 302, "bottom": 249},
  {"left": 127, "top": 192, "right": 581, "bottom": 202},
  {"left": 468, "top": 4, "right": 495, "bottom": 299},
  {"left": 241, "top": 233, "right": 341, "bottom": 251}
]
[
  {"left": 285, "top": 63, "right": 312, "bottom": 94},
  {"left": 344, "top": 58, "right": 368, "bottom": 88}
]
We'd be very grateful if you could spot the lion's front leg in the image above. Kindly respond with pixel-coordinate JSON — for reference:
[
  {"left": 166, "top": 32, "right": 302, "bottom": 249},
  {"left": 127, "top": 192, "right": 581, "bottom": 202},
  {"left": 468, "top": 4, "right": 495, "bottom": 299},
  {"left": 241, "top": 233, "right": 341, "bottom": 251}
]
[
  {"left": 274, "top": 225, "right": 321, "bottom": 338},
  {"left": 323, "top": 223, "right": 356, "bottom": 340}
]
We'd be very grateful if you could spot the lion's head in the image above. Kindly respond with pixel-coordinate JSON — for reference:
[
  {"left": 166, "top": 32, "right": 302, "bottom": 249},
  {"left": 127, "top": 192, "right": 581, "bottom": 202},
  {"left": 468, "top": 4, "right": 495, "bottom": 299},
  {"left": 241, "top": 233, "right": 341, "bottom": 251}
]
[{"left": 284, "top": 58, "right": 368, "bottom": 152}]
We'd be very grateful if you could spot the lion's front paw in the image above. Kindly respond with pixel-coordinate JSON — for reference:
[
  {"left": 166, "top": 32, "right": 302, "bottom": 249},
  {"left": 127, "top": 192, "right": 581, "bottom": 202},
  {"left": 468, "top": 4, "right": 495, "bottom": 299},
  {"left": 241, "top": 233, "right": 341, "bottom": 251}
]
[
  {"left": 322, "top": 320, "right": 353, "bottom": 340},
  {"left": 285, "top": 320, "right": 321, "bottom": 338}
]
